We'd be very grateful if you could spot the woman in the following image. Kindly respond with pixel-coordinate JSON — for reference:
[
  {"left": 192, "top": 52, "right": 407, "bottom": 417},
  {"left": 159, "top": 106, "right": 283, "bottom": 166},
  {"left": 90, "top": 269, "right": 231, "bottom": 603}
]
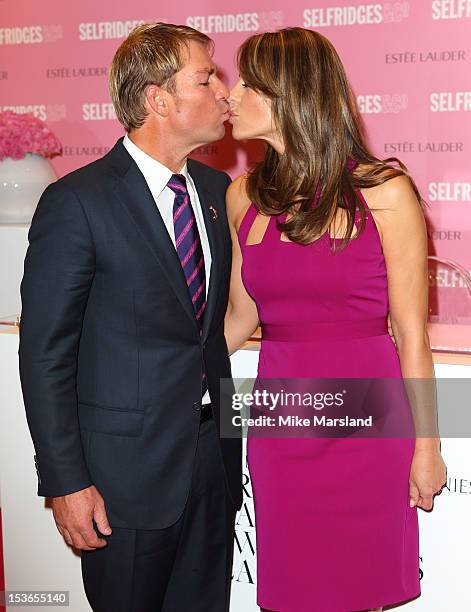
[{"left": 224, "top": 28, "right": 446, "bottom": 612}]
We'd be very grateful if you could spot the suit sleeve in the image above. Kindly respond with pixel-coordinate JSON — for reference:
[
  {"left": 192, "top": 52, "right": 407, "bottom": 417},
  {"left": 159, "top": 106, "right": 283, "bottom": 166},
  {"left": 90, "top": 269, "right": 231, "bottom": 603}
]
[{"left": 19, "top": 182, "right": 95, "bottom": 497}]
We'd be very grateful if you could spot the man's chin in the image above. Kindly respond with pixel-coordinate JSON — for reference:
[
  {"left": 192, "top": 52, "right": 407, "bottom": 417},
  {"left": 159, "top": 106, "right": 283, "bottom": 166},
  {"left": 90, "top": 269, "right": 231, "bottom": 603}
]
[
  {"left": 189, "top": 128, "right": 226, "bottom": 153},
  {"left": 204, "top": 124, "right": 227, "bottom": 144},
  {"left": 215, "top": 123, "right": 227, "bottom": 141}
]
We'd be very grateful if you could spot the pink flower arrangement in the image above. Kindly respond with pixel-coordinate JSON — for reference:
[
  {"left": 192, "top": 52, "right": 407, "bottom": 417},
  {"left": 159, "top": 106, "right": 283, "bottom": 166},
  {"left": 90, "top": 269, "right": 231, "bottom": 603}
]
[{"left": 0, "top": 110, "right": 62, "bottom": 161}]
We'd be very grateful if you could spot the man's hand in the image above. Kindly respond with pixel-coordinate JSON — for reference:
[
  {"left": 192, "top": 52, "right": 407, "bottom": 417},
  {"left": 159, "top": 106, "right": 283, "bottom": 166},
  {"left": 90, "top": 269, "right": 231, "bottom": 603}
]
[{"left": 52, "top": 485, "right": 112, "bottom": 550}]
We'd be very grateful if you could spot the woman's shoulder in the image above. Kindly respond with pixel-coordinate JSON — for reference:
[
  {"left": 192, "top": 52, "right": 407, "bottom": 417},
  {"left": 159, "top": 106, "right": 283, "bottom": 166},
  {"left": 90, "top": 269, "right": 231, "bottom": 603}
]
[
  {"left": 226, "top": 173, "right": 252, "bottom": 229},
  {"left": 356, "top": 166, "right": 425, "bottom": 247},
  {"left": 357, "top": 167, "right": 419, "bottom": 213}
]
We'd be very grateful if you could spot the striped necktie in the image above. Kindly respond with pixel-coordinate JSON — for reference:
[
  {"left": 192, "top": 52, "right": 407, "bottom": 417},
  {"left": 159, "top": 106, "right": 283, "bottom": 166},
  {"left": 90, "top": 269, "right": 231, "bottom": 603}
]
[{"left": 167, "top": 173, "right": 208, "bottom": 396}]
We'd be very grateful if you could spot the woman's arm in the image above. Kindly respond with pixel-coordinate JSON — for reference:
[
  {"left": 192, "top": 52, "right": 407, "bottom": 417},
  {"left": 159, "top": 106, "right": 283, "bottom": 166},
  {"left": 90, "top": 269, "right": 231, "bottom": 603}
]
[
  {"left": 362, "top": 175, "right": 447, "bottom": 510},
  {"left": 224, "top": 175, "right": 260, "bottom": 355}
]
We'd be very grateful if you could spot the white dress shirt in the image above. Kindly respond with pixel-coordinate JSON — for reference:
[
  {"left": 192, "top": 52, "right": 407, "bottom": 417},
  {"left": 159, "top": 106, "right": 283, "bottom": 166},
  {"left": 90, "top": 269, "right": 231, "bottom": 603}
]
[{"left": 123, "top": 133, "right": 212, "bottom": 404}]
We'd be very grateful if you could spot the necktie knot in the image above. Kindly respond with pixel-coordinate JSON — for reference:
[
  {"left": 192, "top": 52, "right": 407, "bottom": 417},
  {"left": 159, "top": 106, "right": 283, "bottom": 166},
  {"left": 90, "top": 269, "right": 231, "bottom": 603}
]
[{"left": 167, "top": 174, "right": 188, "bottom": 198}]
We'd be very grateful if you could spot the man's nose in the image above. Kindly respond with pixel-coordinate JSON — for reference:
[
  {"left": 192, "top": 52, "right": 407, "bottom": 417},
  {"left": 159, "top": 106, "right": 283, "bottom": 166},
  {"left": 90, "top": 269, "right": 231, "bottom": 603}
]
[{"left": 215, "top": 77, "right": 230, "bottom": 100}]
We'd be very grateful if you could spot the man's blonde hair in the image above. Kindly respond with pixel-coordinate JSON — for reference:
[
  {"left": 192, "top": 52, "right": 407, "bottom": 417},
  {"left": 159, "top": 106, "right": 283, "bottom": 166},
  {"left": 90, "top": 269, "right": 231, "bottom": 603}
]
[{"left": 109, "top": 23, "right": 213, "bottom": 132}]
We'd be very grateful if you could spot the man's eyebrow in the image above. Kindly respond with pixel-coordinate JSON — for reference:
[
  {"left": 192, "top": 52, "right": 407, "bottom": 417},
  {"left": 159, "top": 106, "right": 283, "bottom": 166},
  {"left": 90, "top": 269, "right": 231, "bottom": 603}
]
[{"left": 194, "top": 67, "right": 217, "bottom": 76}]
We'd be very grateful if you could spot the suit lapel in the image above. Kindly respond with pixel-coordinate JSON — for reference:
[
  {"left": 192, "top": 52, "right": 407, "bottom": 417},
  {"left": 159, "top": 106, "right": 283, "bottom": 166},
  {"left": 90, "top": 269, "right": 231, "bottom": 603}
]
[
  {"left": 111, "top": 144, "right": 199, "bottom": 333},
  {"left": 188, "top": 159, "right": 224, "bottom": 343},
  {"left": 107, "top": 140, "right": 225, "bottom": 341}
]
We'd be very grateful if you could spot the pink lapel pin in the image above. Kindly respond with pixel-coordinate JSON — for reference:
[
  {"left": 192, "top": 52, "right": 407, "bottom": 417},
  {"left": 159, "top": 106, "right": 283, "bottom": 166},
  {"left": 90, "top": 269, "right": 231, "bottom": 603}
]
[{"left": 209, "top": 205, "right": 218, "bottom": 220}]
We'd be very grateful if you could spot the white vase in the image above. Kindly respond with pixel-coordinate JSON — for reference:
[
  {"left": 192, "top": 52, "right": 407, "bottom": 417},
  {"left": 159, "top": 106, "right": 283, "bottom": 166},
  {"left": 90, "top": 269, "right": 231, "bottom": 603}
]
[{"left": 0, "top": 153, "right": 57, "bottom": 224}]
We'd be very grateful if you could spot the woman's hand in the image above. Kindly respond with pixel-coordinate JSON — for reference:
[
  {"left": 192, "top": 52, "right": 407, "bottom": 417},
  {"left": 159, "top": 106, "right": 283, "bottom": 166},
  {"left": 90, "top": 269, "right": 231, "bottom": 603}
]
[{"left": 409, "top": 448, "right": 447, "bottom": 510}]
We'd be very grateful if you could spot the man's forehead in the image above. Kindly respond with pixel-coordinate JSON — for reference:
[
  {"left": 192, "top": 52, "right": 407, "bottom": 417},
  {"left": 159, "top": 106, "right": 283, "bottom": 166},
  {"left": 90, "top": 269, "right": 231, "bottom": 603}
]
[{"left": 182, "top": 40, "right": 216, "bottom": 72}]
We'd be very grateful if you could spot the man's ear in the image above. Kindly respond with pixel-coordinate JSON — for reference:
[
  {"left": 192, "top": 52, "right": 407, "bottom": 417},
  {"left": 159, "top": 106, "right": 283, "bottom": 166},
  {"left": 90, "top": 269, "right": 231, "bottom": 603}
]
[{"left": 145, "top": 85, "right": 169, "bottom": 117}]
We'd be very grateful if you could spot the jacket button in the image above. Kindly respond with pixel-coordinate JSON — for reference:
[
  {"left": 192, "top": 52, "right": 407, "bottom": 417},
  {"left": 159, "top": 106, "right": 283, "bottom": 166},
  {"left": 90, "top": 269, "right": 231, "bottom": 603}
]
[{"left": 193, "top": 401, "right": 201, "bottom": 412}]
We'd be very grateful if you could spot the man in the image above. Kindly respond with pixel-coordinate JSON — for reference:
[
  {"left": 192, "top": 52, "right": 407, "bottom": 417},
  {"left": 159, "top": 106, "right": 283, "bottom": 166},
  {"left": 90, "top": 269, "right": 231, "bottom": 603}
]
[{"left": 19, "top": 23, "right": 241, "bottom": 612}]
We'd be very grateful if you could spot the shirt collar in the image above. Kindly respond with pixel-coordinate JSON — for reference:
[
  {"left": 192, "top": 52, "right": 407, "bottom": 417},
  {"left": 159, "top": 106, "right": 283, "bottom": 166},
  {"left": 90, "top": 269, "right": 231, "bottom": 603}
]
[{"left": 123, "top": 133, "right": 190, "bottom": 196}]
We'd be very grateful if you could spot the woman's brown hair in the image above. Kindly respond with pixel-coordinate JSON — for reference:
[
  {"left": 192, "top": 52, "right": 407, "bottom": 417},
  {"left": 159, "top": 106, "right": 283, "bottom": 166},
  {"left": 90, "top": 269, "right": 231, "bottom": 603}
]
[{"left": 237, "top": 27, "right": 423, "bottom": 250}]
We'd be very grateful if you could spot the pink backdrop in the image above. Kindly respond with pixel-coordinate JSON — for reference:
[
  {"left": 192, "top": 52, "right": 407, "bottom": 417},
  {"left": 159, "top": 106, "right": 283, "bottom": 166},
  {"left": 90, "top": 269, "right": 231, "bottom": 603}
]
[{"left": 1, "top": 0, "right": 471, "bottom": 350}]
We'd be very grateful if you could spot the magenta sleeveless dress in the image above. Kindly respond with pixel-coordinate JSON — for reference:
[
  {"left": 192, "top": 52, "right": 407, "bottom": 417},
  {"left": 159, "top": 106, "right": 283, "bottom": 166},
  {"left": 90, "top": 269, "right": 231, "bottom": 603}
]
[{"left": 237, "top": 185, "right": 421, "bottom": 611}]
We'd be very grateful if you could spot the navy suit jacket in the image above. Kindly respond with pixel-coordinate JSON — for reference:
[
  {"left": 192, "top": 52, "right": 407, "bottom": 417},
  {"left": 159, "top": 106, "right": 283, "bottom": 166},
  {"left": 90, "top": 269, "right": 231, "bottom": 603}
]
[{"left": 19, "top": 138, "right": 242, "bottom": 529}]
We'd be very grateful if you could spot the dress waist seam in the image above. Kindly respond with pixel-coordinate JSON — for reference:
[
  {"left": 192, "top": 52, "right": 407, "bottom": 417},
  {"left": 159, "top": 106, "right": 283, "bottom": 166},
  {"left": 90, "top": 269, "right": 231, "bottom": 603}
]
[{"left": 261, "top": 317, "right": 389, "bottom": 342}]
